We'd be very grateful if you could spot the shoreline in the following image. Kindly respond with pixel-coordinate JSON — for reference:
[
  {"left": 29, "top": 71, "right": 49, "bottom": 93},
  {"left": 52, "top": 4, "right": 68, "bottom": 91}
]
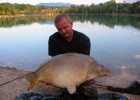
[
  {"left": 0, "top": 66, "right": 140, "bottom": 100},
  {"left": 0, "top": 14, "right": 56, "bottom": 18},
  {"left": 0, "top": 13, "right": 140, "bottom": 18},
  {"left": 0, "top": 66, "right": 60, "bottom": 100}
]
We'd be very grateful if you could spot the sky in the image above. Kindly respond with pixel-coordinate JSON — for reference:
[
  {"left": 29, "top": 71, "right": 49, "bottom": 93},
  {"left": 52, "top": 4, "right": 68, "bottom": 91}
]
[{"left": 0, "top": 0, "right": 139, "bottom": 5}]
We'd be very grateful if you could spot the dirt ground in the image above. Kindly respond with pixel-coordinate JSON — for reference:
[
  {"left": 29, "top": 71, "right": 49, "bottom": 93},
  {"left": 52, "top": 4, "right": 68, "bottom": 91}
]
[{"left": 0, "top": 66, "right": 140, "bottom": 100}]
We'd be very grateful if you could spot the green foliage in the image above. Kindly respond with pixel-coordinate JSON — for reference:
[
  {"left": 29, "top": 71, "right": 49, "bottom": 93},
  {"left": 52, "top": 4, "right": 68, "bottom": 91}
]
[
  {"left": 0, "top": 1, "right": 140, "bottom": 16},
  {"left": 131, "top": 1, "right": 140, "bottom": 13},
  {"left": 67, "top": 1, "right": 140, "bottom": 15}
]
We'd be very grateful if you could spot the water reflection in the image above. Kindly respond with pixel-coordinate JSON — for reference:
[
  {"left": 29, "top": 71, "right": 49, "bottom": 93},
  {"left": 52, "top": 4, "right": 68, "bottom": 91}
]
[
  {"left": 135, "top": 54, "right": 140, "bottom": 59},
  {"left": 0, "top": 15, "right": 140, "bottom": 82},
  {"left": 0, "top": 15, "right": 140, "bottom": 30},
  {"left": 0, "top": 15, "right": 55, "bottom": 27},
  {"left": 101, "top": 65, "right": 139, "bottom": 87}
]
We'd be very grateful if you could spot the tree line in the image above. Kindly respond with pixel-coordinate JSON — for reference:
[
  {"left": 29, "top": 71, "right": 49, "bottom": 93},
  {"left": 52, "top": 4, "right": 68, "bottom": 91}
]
[
  {"left": 67, "top": 1, "right": 140, "bottom": 15},
  {"left": 0, "top": 1, "right": 139, "bottom": 16}
]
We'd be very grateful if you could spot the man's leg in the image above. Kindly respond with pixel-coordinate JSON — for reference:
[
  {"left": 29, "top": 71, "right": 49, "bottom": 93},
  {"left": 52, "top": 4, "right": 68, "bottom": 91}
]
[{"left": 77, "top": 79, "right": 98, "bottom": 99}]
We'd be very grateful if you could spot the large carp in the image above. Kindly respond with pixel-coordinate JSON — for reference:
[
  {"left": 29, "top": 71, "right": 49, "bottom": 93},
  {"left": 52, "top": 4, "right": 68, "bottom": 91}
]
[{"left": 26, "top": 53, "right": 111, "bottom": 94}]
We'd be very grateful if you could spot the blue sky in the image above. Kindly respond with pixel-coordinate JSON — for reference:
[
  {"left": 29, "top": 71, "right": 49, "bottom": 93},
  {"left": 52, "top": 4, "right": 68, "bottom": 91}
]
[{"left": 0, "top": 0, "right": 139, "bottom": 5}]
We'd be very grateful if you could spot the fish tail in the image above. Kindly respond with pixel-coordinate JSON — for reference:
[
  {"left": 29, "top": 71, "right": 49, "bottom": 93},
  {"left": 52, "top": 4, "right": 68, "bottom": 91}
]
[{"left": 25, "top": 72, "right": 37, "bottom": 91}]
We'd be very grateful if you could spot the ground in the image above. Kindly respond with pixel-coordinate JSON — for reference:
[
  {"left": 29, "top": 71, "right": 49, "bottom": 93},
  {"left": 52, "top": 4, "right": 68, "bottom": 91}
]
[{"left": 0, "top": 66, "right": 139, "bottom": 100}]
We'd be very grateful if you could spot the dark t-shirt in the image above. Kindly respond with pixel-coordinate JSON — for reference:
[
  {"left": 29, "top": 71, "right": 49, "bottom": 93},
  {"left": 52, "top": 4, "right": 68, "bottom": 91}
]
[{"left": 48, "top": 30, "right": 91, "bottom": 56}]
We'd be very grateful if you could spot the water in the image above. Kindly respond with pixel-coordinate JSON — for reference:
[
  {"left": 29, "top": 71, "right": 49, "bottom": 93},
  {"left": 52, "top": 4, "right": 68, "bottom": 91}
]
[{"left": 0, "top": 15, "right": 140, "bottom": 82}]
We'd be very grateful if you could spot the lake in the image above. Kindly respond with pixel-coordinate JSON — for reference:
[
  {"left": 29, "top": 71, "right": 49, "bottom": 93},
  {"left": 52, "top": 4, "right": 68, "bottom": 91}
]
[{"left": 0, "top": 15, "right": 140, "bottom": 83}]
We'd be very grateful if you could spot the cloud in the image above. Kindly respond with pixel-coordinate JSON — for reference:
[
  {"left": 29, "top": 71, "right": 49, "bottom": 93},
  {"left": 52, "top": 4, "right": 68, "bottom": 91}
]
[
  {"left": 134, "top": 54, "right": 140, "bottom": 59},
  {"left": 102, "top": 65, "right": 138, "bottom": 87}
]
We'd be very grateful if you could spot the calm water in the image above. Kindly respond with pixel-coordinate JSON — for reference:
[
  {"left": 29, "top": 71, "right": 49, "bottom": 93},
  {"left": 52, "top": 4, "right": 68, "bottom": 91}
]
[{"left": 0, "top": 15, "right": 140, "bottom": 82}]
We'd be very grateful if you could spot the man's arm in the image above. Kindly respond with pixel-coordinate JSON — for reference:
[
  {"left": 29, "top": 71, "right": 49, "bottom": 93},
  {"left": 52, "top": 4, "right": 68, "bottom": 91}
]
[
  {"left": 79, "top": 37, "right": 91, "bottom": 55},
  {"left": 48, "top": 36, "right": 58, "bottom": 57}
]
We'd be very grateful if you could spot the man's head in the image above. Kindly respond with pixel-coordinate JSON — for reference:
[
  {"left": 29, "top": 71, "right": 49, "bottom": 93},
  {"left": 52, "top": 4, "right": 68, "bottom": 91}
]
[{"left": 54, "top": 14, "right": 73, "bottom": 42}]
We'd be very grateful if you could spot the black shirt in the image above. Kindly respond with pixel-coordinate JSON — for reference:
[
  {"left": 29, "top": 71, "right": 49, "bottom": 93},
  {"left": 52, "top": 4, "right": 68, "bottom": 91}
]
[{"left": 48, "top": 30, "right": 91, "bottom": 56}]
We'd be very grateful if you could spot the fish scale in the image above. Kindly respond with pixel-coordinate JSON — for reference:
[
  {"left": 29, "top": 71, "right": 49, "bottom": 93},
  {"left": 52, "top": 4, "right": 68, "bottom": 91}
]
[{"left": 26, "top": 53, "right": 111, "bottom": 94}]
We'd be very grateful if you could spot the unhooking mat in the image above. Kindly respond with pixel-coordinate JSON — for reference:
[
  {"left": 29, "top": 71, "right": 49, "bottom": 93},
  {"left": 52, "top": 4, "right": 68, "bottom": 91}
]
[{"left": 16, "top": 92, "right": 128, "bottom": 100}]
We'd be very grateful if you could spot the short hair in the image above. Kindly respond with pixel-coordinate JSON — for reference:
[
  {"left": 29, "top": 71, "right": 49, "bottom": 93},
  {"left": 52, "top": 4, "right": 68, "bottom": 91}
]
[{"left": 54, "top": 14, "right": 71, "bottom": 24}]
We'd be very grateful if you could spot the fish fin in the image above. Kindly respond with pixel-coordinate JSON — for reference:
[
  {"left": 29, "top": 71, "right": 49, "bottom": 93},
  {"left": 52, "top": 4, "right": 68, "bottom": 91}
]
[
  {"left": 25, "top": 72, "right": 37, "bottom": 91},
  {"left": 67, "top": 85, "right": 76, "bottom": 94},
  {"left": 27, "top": 82, "right": 37, "bottom": 91}
]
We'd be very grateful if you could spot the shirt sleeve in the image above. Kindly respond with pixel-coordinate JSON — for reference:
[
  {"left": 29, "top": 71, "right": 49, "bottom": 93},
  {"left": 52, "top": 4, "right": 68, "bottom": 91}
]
[
  {"left": 79, "top": 36, "right": 91, "bottom": 55},
  {"left": 48, "top": 35, "right": 57, "bottom": 57}
]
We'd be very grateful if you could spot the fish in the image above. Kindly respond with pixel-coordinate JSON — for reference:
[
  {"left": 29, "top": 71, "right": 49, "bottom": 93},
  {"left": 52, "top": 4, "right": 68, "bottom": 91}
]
[{"left": 26, "top": 53, "right": 111, "bottom": 94}]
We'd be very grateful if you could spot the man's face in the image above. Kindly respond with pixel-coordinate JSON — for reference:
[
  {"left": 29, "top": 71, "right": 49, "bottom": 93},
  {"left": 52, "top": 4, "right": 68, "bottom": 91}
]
[{"left": 55, "top": 18, "right": 73, "bottom": 41}]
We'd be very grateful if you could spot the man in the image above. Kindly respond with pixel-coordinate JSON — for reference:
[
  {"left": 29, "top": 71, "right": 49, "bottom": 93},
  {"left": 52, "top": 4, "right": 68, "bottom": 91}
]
[{"left": 48, "top": 14, "right": 98, "bottom": 99}]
